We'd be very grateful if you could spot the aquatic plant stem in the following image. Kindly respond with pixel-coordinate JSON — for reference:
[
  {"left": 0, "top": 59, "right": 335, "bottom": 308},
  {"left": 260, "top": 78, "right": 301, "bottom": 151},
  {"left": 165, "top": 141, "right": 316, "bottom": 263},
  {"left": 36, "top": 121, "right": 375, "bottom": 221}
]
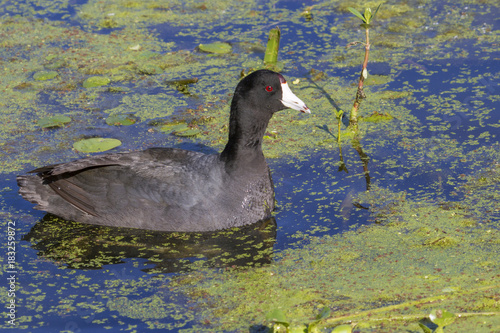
[
  {"left": 264, "top": 27, "right": 281, "bottom": 66},
  {"left": 352, "top": 136, "right": 370, "bottom": 190},
  {"left": 349, "top": 27, "right": 370, "bottom": 130},
  {"left": 365, "top": 311, "right": 500, "bottom": 323},
  {"left": 323, "top": 283, "right": 499, "bottom": 327}
]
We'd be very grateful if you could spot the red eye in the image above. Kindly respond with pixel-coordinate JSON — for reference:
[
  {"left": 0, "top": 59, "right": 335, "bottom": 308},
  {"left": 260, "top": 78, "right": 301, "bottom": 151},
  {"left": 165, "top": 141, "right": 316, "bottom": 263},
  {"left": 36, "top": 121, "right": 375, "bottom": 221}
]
[{"left": 265, "top": 85, "right": 273, "bottom": 92}]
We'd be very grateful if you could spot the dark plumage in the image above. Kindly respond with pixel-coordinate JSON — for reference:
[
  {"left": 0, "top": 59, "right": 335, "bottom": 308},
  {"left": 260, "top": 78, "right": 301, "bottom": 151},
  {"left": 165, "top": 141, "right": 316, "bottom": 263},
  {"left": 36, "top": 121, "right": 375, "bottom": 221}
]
[{"left": 17, "top": 70, "right": 310, "bottom": 232}]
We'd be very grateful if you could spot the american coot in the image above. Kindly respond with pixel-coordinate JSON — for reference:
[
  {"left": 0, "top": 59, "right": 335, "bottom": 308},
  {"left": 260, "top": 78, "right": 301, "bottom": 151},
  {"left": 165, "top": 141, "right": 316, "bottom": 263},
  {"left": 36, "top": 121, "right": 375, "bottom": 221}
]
[{"left": 17, "top": 70, "right": 310, "bottom": 232}]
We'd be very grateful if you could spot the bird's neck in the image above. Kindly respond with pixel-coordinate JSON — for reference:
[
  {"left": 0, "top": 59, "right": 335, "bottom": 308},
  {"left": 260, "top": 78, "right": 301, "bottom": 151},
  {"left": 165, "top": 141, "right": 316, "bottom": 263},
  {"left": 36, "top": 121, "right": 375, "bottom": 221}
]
[{"left": 220, "top": 102, "right": 272, "bottom": 171}]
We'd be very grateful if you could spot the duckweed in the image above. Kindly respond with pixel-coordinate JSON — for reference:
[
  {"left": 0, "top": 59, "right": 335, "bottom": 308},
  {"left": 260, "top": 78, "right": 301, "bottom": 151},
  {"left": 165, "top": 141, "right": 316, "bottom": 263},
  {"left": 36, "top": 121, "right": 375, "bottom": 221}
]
[{"left": 2, "top": 0, "right": 499, "bottom": 332}]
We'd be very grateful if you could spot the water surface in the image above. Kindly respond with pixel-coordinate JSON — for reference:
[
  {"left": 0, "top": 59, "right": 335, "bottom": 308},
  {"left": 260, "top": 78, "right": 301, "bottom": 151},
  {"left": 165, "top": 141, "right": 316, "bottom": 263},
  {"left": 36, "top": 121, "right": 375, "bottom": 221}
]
[{"left": 0, "top": 0, "right": 499, "bottom": 331}]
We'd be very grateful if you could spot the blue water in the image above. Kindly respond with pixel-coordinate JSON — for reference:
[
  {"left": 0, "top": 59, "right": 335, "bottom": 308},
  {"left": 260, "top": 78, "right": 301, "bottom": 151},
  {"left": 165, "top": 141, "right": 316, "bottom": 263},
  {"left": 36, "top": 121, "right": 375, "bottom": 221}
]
[{"left": 1, "top": 0, "right": 499, "bottom": 331}]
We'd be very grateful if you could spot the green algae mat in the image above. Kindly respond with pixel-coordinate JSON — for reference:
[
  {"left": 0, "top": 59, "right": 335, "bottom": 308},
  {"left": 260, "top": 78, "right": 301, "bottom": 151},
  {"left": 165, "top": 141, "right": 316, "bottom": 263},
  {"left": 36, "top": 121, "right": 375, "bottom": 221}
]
[{"left": 0, "top": 0, "right": 499, "bottom": 331}]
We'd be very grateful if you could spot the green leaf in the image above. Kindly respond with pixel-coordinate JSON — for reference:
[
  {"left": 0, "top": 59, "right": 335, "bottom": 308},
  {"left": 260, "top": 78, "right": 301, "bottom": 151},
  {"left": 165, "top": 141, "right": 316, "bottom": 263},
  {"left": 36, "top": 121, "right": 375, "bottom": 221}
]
[
  {"left": 347, "top": 7, "right": 366, "bottom": 23},
  {"left": 105, "top": 114, "right": 137, "bottom": 126},
  {"left": 271, "top": 323, "right": 289, "bottom": 333},
  {"left": 159, "top": 122, "right": 188, "bottom": 133},
  {"left": 266, "top": 309, "right": 289, "bottom": 326},
  {"left": 429, "top": 309, "right": 456, "bottom": 327},
  {"left": 45, "top": 57, "right": 66, "bottom": 69},
  {"left": 137, "top": 64, "right": 163, "bottom": 75},
  {"left": 288, "top": 324, "right": 308, "bottom": 333},
  {"left": 198, "top": 42, "right": 232, "bottom": 54},
  {"left": 418, "top": 323, "right": 432, "bottom": 333},
  {"left": 315, "top": 306, "right": 331, "bottom": 320},
  {"left": 441, "top": 286, "right": 460, "bottom": 293},
  {"left": 332, "top": 324, "right": 352, "bottom": 333},
  {"left": 364, "top": 8, "right": 372, "bottom": 24},
  {"left": 307, "top": 323, "right": 321, "bottom": 333},
  {"left": 33, "top": 70, "right": 58, "bottom": 81},
  {"left": 83, "top": 76, "right": 111, "bottom": 88},
  {"left": 372, "top": 3, "right": 382, "bottom": 20},
  {"left": 73, "top": 138, "right": 121, "bottom": 153},
  {"left": 38, "top": 115, "right": 72, "bottom": 128},
  {"left": 173, "top": 127, "right": 201, "bottom": 137}
]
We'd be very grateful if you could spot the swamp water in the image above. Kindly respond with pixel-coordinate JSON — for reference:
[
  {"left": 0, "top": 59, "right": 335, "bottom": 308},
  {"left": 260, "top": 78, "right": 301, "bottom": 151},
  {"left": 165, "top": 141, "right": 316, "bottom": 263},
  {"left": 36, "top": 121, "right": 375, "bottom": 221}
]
[{"left": 0, "top": 0, "right": 499, "bottom": 331}]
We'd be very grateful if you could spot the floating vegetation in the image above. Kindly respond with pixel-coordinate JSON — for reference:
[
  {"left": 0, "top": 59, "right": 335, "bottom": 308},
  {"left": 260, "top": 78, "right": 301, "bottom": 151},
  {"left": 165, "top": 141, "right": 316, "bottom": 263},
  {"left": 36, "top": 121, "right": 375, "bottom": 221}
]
[
  {"left": 33, "top": 70, "right": 58, "bottom": 81},
  {"left": 359, "top": 111, "right": 393, "bottom": 123},
  {"left": 159, "top": 122, "right": 187, "bottom": 133},
  {"left": 1, "top": 0, "right": 499, "bottom": 332},
  {"left": 44, "top": 55, "right": 66, "bottom": 69},
  {"left": 107, "top": 295, "right": 173, "bottom": 320},
  {"left": 332, "top": 324, "right": 353, "bottom": 333},
  {"left": 73, "top": 138, "right": 122, "bottom": 153},
  {"left": 419, "top": 309, "right": 457, "bottom": 333},
  {"left": 171, "top": 185, "right": 500, "bottom": 332},
  {"left": 105, "top": 114, "right": 137, "bottom": 126},
  {"left": 82, "top": 76, "right": 111, "bottom": 88},
  {"left": 379, "top": 90, "right": 412, "bottom": 99},
  {"left": 165, "top": 77, "right": 199, "bottom": 95},
  {"left": 37, "top": 115, "right": 71, "bottom": 128},
  {"left": 76, "top": 0, "right": 259, "bottom": 29},
  {"left": 136, "top": 64, "right": 163, "bottom": 75},
  {"left": 198, "top": 42, "right": 232, "bottom": 54},
  {"left": 422, "top": 236, "right": 457, "bottom": 247},
  {"left": 364, "top": 74, "right": 392, "bottom": 86},
  {"left": 159, "top": 122, "right": 201, "bottom": 137},
  {"left": 173, "top": 127, "right": 201, "bottom": 137},
  {"left": 105, "top": 93, "right": 186, "bottom": 121}
]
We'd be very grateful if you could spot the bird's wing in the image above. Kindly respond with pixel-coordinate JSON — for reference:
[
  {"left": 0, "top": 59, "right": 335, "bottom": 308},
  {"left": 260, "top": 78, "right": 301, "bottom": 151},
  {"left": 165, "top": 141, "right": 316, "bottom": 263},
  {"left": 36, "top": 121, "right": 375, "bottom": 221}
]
[{"left": 29, "top": 148, "right": 220, "bottom": 217}]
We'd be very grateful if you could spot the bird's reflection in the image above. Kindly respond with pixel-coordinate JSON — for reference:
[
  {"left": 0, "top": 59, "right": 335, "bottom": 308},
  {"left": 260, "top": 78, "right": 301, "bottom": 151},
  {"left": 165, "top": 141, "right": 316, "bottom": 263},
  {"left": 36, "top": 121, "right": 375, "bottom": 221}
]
[{"left": 23, "top": 214, "right": 277, "bottom": 273}]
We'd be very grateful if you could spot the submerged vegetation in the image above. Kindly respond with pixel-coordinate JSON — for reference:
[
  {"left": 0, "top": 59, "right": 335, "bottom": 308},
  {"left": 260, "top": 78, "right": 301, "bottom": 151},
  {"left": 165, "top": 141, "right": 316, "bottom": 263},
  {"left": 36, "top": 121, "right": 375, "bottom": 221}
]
[{"left": 0, "top": 0, "right": 499, "bottom": 332}]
